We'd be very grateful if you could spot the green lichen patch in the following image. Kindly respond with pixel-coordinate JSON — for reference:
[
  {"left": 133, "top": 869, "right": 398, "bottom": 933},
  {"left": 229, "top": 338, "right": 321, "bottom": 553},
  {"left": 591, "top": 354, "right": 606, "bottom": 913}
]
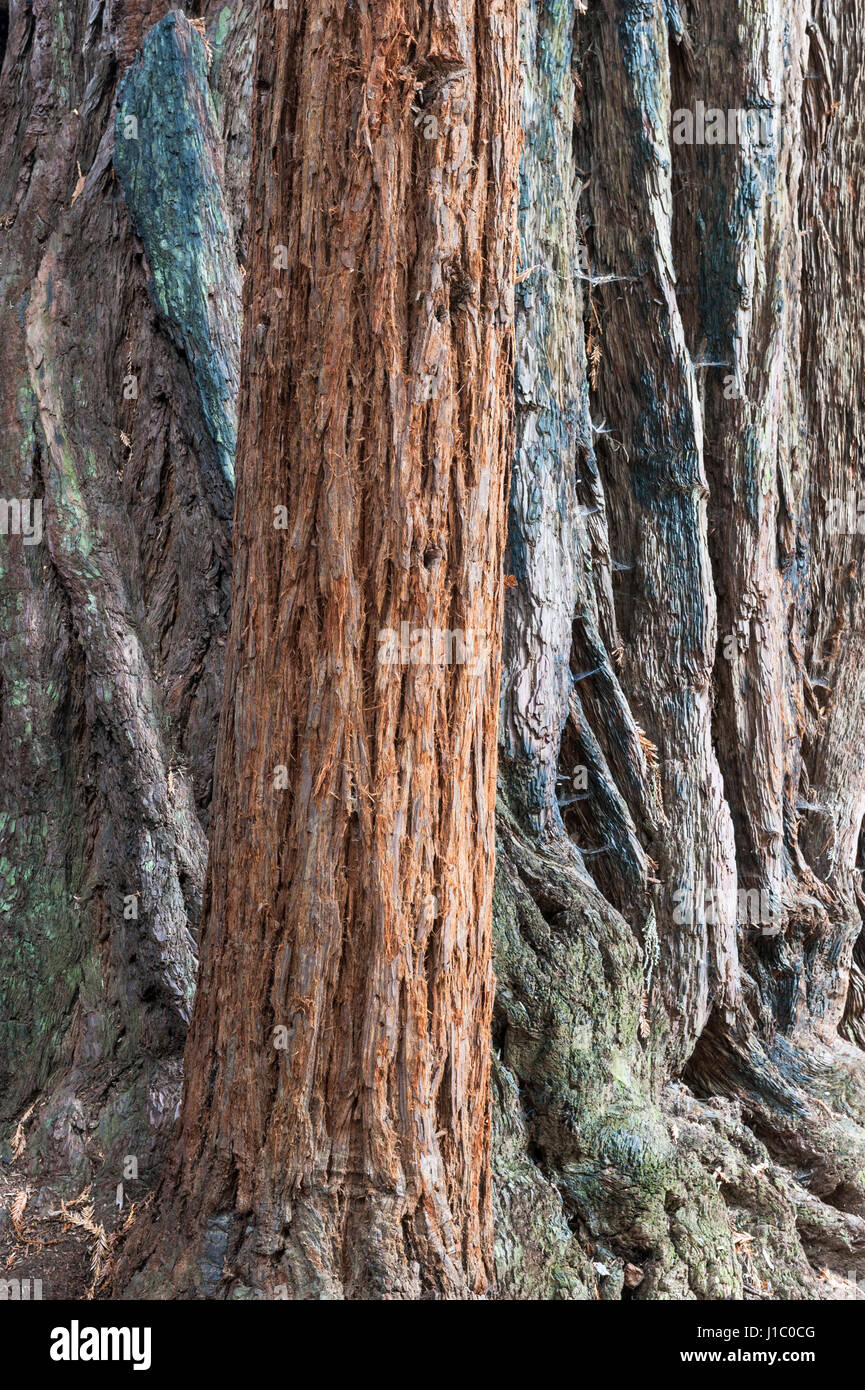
[{"left": 114, "top": 12, "right": 241, "bottom": 487}]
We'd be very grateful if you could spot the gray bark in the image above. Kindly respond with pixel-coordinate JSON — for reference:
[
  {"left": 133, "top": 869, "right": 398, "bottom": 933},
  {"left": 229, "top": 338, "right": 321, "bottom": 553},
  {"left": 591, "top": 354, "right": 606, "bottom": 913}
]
[{"left": 0, "top": 1, "right": 252, "bottom": 1182}]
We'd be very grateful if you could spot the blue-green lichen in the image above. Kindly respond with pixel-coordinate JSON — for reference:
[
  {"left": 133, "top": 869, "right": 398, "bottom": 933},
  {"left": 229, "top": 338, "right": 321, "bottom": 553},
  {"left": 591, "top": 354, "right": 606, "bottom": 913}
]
[{"left": 114, "top": 12, "right": 240, "bottom": 487}]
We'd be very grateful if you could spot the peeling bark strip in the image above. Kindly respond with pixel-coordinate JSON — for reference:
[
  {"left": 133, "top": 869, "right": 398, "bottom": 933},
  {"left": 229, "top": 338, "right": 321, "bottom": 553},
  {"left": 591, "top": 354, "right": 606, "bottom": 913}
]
[{"left": 123, "top": 0, "right": 519, "bottom": 1299}]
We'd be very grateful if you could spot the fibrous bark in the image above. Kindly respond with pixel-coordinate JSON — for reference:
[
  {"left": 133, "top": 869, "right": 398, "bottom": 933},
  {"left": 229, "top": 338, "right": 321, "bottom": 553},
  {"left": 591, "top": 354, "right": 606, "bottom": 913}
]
[
  {"left": 119, "top": 0, "right": 520, "bottom": 1300},
  {"left": 5, "top": 0, "right": 865, "bottom": 1306},
  {"left": 492, "top": 0, "right": 865, "bottom": 1301},
  {"left": 0, "top": 0, "right": 250, "bottom": 1184}
]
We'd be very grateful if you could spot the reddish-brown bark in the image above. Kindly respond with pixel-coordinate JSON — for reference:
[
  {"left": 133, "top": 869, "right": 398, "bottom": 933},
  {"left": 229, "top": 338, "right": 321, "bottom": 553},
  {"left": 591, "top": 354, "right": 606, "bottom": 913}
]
[{"left": 122, "top": 0, "right": 519, "bottom": 1299}]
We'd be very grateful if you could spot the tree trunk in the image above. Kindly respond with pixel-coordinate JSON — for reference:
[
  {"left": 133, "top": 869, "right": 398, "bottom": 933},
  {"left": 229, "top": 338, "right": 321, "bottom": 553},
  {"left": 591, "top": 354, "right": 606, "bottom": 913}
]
[
  {"left": 119, "top": 0, "right": 520, "bottom": 1300},
  {"left": 492, "top": 0, "right": 865, "bottom": 1300},
  {"left": 0, "top": 0, "right": 251, "bottom": 1185},
  {"left": 4, "top": 0, "right": 865, "bottom": 1306}
]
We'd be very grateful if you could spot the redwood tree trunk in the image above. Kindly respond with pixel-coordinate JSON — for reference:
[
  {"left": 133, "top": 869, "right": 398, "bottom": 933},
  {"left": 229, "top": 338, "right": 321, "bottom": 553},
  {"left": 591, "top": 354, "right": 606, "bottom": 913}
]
[
  {"left": 0, "top": 0, "right": 251, "bottom": 1186},
  {"left": 5, "top": 0, "right": 865, "bottom": 1307},
  {"left": 121, "top": 0, "right": 520, "bottom": 1300},
  {"left": 492, "top": 0, "right": 865, "bottom": 1301}
]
